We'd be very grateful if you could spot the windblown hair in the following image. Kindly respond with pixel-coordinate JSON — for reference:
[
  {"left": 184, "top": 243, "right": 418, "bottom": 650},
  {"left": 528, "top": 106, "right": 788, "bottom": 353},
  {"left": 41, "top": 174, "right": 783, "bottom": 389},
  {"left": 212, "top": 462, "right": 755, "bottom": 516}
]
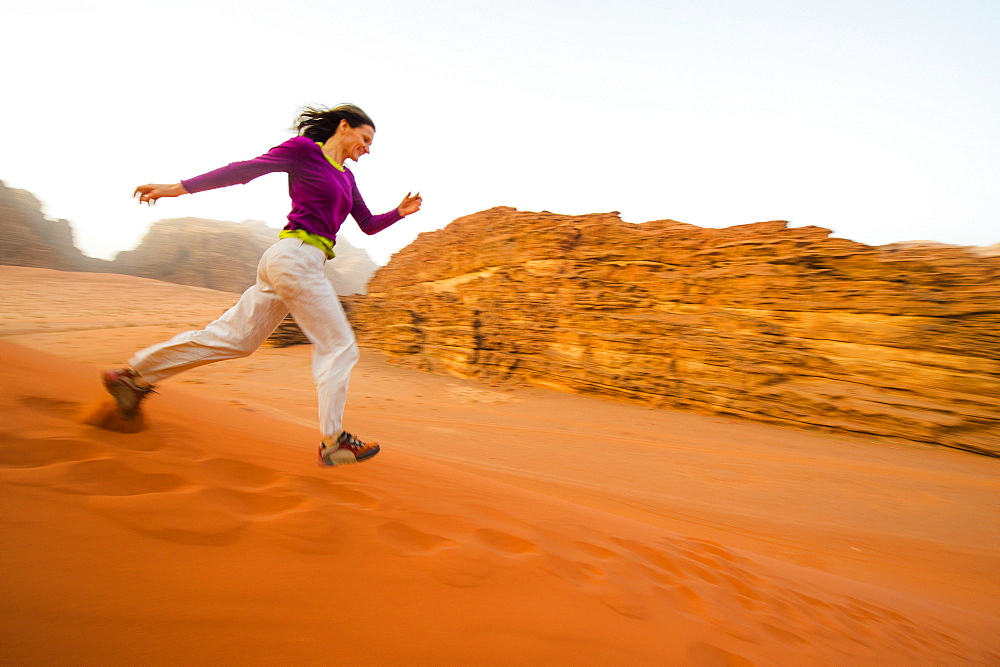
[{"left": 295, "top": 104, "right": 375, "bottom": 142}]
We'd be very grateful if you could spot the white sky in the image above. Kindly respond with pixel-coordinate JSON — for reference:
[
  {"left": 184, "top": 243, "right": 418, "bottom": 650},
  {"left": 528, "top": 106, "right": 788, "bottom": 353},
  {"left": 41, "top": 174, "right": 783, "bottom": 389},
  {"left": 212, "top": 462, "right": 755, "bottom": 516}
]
[{"left": 2, "top": 0, "right": 997, "bottom": 264}]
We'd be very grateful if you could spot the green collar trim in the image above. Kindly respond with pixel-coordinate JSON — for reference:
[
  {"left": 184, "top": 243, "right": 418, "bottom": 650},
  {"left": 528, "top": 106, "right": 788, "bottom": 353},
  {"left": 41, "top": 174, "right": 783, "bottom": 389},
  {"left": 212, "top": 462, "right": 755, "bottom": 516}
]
[{"left": 315, "top": 141, "right": 345, "bottom": 172}]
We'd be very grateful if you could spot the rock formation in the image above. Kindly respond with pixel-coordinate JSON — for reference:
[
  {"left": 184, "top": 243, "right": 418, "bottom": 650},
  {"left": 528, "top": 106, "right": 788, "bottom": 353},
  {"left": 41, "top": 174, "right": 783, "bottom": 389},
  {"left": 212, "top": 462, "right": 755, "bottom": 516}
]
[
  {"left": 324, "top": 236, "right": 380, "bottom": 296},
  {"left": 881, "top": 240, "right": 1000, "bottom": 258},
  {"left": 0, "top": 181, "right": 379, "bottom": 295},
  {"left": 112, "top": 217, "right": 378, "bottom": 294},
  {"left": 110, "top": 217, "right": 274, "bottom": 293},
  {"left": 0, "top": 180, "right": 105, "bottom": 272},
  {"left": 344, "top": 207, "right": 1000, "bottom": 456}
]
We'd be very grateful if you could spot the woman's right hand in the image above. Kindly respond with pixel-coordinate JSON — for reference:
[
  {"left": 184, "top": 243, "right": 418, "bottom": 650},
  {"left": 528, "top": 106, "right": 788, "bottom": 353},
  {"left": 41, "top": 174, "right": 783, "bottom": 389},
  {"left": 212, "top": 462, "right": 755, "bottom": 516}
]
[{"left": 134, "top": 183, "right": 188, "bottom": 205}]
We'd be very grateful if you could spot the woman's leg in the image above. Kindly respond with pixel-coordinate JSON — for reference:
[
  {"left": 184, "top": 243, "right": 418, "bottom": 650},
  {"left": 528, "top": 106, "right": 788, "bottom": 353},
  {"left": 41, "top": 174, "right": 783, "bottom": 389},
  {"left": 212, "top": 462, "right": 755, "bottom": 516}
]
[
  {"left": 261, "top": 239, "right": 358, "bottom": 441},
  {"left": 129, "top": 243, "right": 290, "bottom": 383}
]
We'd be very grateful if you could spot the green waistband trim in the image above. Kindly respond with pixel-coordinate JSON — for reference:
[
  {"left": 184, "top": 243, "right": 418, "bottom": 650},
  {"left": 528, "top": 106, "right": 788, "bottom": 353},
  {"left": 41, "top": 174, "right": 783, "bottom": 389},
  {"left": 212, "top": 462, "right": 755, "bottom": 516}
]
[{"left": 279, "top": 229, "right": 336, "bottom": 259}]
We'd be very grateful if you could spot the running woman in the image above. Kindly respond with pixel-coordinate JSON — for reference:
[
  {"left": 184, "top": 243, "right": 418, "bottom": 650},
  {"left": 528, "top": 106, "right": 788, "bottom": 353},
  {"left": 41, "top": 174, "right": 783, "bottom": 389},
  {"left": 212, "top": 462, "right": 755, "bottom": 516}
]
[{"left": 105, "top": 104, "right": 421, "bottom": 466}]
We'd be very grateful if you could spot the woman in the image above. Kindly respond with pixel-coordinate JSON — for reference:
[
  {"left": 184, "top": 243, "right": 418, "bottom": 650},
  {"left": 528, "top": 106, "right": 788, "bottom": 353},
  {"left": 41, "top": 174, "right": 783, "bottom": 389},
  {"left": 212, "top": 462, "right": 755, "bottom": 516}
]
[{"left": 104, "top": 104, "right": 421, "bottom": 466}]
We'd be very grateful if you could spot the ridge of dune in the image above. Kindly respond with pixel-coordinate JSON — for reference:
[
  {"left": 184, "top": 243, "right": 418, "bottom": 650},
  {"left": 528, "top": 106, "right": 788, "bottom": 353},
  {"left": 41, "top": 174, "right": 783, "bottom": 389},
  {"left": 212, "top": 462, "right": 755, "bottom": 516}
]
[{"left": 1, "top": 339, "right": 998, "bottom": 665}]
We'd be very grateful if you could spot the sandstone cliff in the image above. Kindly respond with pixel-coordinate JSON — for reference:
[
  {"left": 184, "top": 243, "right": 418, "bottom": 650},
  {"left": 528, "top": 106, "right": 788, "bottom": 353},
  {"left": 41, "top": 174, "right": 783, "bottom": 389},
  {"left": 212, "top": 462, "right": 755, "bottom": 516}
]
[{"left": 345, "top": 207, "right": 1000, "bottom": 456}]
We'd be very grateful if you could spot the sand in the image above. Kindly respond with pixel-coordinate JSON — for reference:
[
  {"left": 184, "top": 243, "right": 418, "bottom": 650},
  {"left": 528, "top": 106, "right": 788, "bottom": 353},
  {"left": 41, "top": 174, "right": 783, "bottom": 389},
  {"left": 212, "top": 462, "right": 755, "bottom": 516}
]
[{"left": 1, "top": 266, "right": 998, "bottom": 665}]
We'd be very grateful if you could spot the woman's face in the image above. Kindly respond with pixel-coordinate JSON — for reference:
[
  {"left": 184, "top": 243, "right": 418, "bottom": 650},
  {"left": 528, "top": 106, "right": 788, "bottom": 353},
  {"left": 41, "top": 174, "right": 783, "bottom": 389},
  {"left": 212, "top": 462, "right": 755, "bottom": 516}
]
[{"left": 337, "top": 122, "right": 375, "bottom": 162}]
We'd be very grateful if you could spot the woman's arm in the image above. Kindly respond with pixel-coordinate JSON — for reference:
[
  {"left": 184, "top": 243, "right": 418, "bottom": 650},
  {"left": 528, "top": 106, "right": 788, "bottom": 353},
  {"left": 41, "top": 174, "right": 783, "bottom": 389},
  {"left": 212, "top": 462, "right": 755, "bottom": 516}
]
[
  {"left": 181, "top": 137, "right": 304, "bottom": 194},
  {"left": 134, "top": 138, "right": 305, "bottom": 205},
  {"left": 351, "top": 184, "right": 422, "bottom": 235}
]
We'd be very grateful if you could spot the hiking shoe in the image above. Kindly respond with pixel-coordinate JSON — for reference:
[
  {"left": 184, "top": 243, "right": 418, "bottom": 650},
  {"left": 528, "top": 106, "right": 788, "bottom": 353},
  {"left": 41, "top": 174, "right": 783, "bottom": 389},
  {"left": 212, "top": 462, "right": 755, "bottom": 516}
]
[
  {"left": 318, "top": 431, "right": 380, "bottom": 466},
  {"left": 102, "top": 368, "right": 155, "bottom": 416}
]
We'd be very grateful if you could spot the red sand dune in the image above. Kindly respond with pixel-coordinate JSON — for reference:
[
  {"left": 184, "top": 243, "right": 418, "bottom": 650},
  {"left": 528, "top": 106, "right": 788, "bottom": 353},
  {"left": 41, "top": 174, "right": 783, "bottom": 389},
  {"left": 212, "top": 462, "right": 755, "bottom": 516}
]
[{"left": 1, "top": 267, "right": 999, "bottom": 664}]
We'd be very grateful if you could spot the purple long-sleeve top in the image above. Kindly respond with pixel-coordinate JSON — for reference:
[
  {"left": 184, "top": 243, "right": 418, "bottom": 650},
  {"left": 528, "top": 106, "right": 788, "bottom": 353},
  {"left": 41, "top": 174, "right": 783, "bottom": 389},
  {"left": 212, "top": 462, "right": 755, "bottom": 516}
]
[{"left": 180, "top": 136, "right": 401, "bottom": 241}]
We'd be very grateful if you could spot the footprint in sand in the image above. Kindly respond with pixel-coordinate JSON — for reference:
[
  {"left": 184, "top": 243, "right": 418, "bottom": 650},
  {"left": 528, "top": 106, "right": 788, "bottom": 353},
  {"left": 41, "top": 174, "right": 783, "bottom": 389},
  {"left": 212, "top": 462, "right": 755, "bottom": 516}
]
[
  {"left": 686, "top": 642, "right": 754, "bottom": 667},
  {"left": 426, "top": 551, "right": 497, "bottom": 588},
  {"left": 16, "top": 396, "right": 83, "bottom": 419},
  {"left": 789, "top": 591, "right": 833, "bottom": 611},
  {"left": 197, "top": 457, "right": 282, "bottom": 489},
  {"left": 255, "top": 477, "right": 393, "bottom": 554},
  {"left": 81, "top": 460, "right": 310, "bottom": 546},
  {"left": 599, "top": 535, "right": 791, "bottom": 628},
  {"left": 257, "top": 507, "right": 346, "bottom": 555},
  {"left": 57, "top": 458, "right": 187, "bottom": 496},
  {"left": 473, "top": 528, "right": 538, "bottom": 555},
  {"left": 378, "top": 521, "right": 456, "bottom": 555},
  {"left": 540, "top": 554, "right": 605, "bottom": 586},
  {"left": 464, "top": 504, "right": 536, "bottom": 530},
  {"left": 91, "top": 488, "right": 250, "bottom": 546},
  {"left": 197, "top": 486, "right": 304, "bottom": 517},
  {"left": 0, "top": 432, "right": 107, "bottom": 468},
  {"left": 537, "top": 544, "right": 654, "bottom": 620},
  {"left": 760, "top": 619, "right": 810, "bottom": 645},
  {"left": 686, "top": 562, "right": 723, "bottom": 586},
  {"left": 573, "top": 541, "right": 621, "bottom": 561},
  {"left": 634, "top": 561, "right": 677, "bottom": 587},
  {"left": 829, "top": 597, "right": 947, "bottom": 655},
  {"left": 654, "top": 582, "right": 706, "bottom": 619},
  {"left": 718, "top": 571, "right": 762, "bottom": 604},
  {"left": 681, "top": 537, "right": 744, "bottom": 565},
  {"left": 286, "top": 475, "right": 383, "bottom": 510},
  {"left": 595, "top": 579, "right": 651, "bottom": 620},
  {"left": 610, "top": 537, "right": 686, "bottom": 577}
]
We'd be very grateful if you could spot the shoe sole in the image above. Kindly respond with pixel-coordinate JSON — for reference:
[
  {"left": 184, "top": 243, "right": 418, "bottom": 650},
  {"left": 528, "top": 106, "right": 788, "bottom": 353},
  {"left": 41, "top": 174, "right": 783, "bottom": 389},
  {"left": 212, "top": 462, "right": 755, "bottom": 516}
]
[{"left": 317, "top": 444, "right": 381, "bottom": 467}]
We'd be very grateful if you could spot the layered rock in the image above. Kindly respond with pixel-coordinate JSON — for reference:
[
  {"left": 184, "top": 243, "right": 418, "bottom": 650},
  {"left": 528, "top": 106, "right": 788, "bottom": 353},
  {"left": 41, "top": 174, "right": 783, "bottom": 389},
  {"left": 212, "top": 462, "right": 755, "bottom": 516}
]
[{"left": 345, "top": 207, "right": 1000, "bottom": 456}]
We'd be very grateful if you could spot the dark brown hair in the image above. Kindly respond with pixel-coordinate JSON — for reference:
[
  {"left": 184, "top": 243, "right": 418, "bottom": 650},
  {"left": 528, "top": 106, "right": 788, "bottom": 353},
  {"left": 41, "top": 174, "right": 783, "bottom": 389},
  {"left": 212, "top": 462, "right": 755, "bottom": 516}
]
[{"left": 295, "top": 104, "right": 375, "bottom": 142}]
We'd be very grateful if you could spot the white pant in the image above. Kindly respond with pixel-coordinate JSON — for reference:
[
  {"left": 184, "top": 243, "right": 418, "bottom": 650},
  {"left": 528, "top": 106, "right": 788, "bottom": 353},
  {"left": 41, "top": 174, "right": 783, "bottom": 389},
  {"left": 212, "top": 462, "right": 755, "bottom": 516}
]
[{"left": 130, "top": 238, "right": 358, "bottom": 439}]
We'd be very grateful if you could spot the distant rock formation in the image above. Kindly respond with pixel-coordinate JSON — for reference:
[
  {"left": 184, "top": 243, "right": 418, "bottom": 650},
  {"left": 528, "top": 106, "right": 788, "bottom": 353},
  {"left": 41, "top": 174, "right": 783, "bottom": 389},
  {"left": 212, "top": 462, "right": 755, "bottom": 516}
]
[
  {"left": 326, "top": 236, "right": 381, "bottom": 296},
  {"left": 0, "top": 181, "right": 106, "bottom": 272},
  {"left": 344, "top": 207, "right": 1000, "bottom": 456},
  {"left": 110, "top": 217, "right": 274, "bottom": 293},
  {"left": 881, "top": 240, "right": 1000, "bottom": 258},
  {"left": 0, "top": 181, "right": 379, "bottom": 294},
  {"left": 110, "top": 217, "right": 378, "bottom": 295}
]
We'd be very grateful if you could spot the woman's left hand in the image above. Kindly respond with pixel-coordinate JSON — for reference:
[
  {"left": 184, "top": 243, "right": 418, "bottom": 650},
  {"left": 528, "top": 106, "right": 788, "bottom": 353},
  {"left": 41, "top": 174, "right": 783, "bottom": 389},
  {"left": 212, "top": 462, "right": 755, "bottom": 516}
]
[
  {"left": 134, "top": 182, "right": 188, "bottom": 205},
  {"left": 397, "top": 192, "right": 423, "bottom": 217}
]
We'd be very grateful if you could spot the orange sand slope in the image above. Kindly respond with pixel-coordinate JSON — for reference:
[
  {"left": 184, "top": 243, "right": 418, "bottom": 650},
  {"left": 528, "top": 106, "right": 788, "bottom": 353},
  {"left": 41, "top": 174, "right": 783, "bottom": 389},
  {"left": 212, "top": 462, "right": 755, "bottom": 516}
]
[{"left": 1, "top": 339, "right": 997, "bottom": 665}]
